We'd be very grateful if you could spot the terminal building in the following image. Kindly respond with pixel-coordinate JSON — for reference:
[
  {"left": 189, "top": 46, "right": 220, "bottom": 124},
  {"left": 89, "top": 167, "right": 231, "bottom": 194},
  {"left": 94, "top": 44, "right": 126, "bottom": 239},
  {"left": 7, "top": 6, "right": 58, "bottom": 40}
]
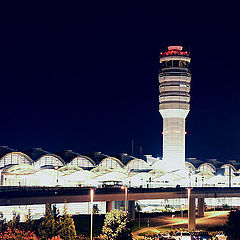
[
  {"left": 1, "top": 145, "right": 240, "bottom": 220},
  {"left": 0, "top": 146, "right": 240, "bottom": 189},
  {"left": 1, "top": 46, "right": 240, "bottom": 220}
]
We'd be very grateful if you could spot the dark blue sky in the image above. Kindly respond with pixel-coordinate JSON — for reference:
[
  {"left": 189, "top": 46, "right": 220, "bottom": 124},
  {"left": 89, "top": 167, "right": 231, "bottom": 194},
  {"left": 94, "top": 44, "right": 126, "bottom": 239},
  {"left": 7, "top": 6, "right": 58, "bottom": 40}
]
[{"left": 0, "top": 1, "right": 239, "bottom": 161}]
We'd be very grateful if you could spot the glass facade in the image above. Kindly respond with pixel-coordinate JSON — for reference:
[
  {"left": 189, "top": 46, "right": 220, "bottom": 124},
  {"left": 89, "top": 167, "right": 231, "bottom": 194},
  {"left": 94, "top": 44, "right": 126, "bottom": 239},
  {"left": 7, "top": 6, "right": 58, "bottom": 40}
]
[
  {"left": 0, "top": 153, "right": 31, "bottom": 168},
  {"left": 34, "top": 155, "right": 63, "bottom": 168},
  {"left": 68, "top": 156, "right": 95, "bottom": 168}
]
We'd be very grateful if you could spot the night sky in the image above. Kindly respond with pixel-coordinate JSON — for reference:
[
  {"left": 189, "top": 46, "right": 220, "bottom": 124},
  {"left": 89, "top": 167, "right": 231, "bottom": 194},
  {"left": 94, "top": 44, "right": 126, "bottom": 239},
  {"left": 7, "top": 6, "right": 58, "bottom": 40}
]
[{"left": 0, "top": 2, "right": 239, "bottom": 161}]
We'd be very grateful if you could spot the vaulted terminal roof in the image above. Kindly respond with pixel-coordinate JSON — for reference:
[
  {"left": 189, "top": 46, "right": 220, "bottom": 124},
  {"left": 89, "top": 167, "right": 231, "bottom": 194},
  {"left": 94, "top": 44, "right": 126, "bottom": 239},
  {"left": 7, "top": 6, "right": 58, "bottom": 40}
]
[{"left": 0, "top": 146, "right": 240, "bottom": 172}]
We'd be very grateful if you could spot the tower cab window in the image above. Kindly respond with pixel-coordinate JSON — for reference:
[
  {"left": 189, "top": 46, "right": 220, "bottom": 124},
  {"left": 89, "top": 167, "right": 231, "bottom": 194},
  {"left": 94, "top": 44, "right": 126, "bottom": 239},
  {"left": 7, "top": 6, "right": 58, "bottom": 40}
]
[
  {"left": 173, "top": 60, "right": 179, "bottom": 67},
  {"left": 167, "top": 61, "right": 172, "bottom": 67},
  {"left": 161, "top": 61, "right": 167, "bottom": 68},
  {"left": 179, "top": 61, "right": 190, "bottom": 68}
]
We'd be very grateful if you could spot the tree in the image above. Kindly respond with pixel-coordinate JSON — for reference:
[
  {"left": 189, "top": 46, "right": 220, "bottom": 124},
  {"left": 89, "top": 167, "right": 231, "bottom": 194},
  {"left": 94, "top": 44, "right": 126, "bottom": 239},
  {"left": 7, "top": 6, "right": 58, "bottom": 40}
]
[
  {"left": 0, "top": 212, "right": 7, "bottom": 233},
  {"left": 224, "top": 210, "right": 240, "bottom": 240},
  {"left": 135, "top": 202, "right": 141, "bottom": 229},
  {"left": 25, "top": 209, "right": 34, "bottom": 232},
  {"left": 7, "top": 211, "right": 20, "bottom": 229},
  {"left": 38, "top": 203, "right": 56, "bottom": 239},
  {"left": 57, "top": 204, "right": 77, "bottom": 240},
  {"left": 102, "top": 209, "right": 133, "bottom": 240},
  {"left": 52, "top": 204, "right": 60, "bottom": 220}
]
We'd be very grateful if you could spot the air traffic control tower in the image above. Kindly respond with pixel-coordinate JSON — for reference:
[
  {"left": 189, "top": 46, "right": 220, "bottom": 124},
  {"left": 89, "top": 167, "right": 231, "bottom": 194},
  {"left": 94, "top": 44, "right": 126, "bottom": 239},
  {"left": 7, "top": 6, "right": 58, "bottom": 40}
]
[{"left": 159, "top": 46, "right": 191, "bottom": 172}]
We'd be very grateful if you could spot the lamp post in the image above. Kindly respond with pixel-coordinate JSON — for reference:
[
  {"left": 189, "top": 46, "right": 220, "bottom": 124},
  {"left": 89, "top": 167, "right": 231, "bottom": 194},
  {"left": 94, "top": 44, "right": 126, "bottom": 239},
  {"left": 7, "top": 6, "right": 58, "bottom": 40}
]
[
  {"left": 121, "top": 186, "right": 128, "bottom": 212},
  {"left": 90, "top": 188, "right": 94, "bottom": 240},
  {"left": 187, "top": 187, "right": 191, "bottom": 206},
  {"left": 181, "top": 203, "right": 184, "bottom": 218},
  {"left": 171, "top": 214, "right": 175, "bottom": 230}
]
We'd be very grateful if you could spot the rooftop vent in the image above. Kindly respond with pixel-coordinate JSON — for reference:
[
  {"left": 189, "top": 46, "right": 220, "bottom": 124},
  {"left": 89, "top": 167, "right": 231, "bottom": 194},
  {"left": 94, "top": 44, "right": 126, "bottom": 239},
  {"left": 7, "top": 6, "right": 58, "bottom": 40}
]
[{"left": 33, "top": 148, "right": 42, "bottom": 150}]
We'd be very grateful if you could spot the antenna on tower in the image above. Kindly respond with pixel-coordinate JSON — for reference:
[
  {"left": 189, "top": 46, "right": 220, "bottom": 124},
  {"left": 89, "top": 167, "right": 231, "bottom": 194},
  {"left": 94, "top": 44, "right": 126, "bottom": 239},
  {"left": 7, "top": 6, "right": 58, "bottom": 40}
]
[
  {"left": 140, "top": 146, "right": 143, "bottom": 156},
  {"left": 188, "top": 44, "right": 191, "bottom": 55},
  {"left": 131, "top": 140, "right": 134, "bottom": 156}
]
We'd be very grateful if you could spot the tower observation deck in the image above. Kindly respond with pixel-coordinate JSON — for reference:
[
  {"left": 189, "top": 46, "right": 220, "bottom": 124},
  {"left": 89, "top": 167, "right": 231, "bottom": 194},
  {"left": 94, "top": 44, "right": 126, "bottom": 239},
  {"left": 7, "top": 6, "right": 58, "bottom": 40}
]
[{"left": 159, "top": 46, "right": 191, "bottom": 172}]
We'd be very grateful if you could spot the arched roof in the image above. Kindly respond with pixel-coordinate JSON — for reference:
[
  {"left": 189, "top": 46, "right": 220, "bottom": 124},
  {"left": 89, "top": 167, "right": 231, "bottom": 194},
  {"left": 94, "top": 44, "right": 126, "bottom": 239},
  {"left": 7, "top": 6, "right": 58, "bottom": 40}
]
[
  {"left": 99, "top": 157, "right": 124, "bottom": 168},
  {"left": 23, "top": 148, "right": 51, "bottom": 161},
  {"left": 0, "top": 146, "right": 17, "bottom": 159},
  {"left": 69, "top": 155, "right": 95, "bottom": 166},
  {"left": 56, "top": 150, "right": 86, "bottom": 164},
  {"left": 226, "top": 160, "right": 240, "bottom": 171},
  {"left": 0, "top": 152, "right": 34, "bottom": 165},
  {"left": 114, "top": 153, "right": 137, "bottom": 165},
  {"left": 185, "top": 161, "right": 196, "bottom": 170},
  {"left": 85, "top": 152, "right": 110, "bottom": 164},
  {"left": 185, "top": 158, "right": 203, "bottom": 168},
  {"left": 198, "top": 162, "right": 216, "bottom": 172},
  {"left": 126, "top": 158, "right": 149, "bottom": 168},
  {"left": 206, "top": 159, "right": 224, "bottom": 168},
  {"left": 36, "top": 153, "right": 65, "bottom": 164},
  {"left": 221, "top": 164, "right": 237, "bottom": 172}
]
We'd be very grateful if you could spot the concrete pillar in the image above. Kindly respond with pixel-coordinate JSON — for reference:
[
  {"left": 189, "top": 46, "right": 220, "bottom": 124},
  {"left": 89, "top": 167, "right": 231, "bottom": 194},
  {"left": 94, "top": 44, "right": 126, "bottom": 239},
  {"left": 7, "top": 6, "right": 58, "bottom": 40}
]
[
  {"left": 128, "top": 200, "right": 135, "bottom": 220},
  {"left": 188, "top": 196, "right": 196, "bottom": 230},
  {"left": 198, "top": 198, "right": 205, "bottom": 217},
  {"left": 106, "top": 201, "right": 113, "bottom": 212}
]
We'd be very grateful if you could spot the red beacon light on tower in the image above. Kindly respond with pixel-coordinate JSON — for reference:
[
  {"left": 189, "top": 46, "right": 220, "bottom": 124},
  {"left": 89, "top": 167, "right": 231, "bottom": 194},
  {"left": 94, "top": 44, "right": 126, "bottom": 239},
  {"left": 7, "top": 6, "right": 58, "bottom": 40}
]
[{"left": 160, "top": 46, "right": 190, "bottom": 57}]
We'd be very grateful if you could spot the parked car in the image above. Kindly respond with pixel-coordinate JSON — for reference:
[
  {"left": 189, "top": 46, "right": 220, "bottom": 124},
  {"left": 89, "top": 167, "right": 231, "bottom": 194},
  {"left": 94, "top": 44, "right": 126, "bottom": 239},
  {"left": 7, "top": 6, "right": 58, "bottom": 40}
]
[
  {"left": 192, "top": 232, "right": 211, "bottom": 239},
  {"left": 173, "top": 232, "right": 192, "bottom": 240}
]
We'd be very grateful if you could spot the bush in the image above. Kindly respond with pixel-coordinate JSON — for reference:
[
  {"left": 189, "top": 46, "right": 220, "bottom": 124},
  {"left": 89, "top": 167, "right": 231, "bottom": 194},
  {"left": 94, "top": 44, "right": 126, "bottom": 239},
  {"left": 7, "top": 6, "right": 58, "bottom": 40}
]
[
  {"left": 224, "top": 210, "right": 240, "bottom": 240},
  {"left": 102, "top": 209, "right": 133, "bottom": 240},
  {"left": 0, "top": 227, "right": 38, "bottom": 240}
]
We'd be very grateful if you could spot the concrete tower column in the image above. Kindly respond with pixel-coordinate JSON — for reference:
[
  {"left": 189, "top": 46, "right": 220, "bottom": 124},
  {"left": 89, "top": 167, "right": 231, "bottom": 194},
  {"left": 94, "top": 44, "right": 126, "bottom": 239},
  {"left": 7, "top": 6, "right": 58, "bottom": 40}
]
[
  {"left": 128, "top": 200, "right": 135, "bottom": 220},
  {"left": 188, "top": 196, "right": 196, "bottom": 230},
  {"left": 159, "top": 46, "right": 191, "bottom": 172},
  {"left": 106, "top": 201, "right": 113, "bottom": 212},
  {"left": 198, "top": 198, "right": 205, "bottom": 217}
]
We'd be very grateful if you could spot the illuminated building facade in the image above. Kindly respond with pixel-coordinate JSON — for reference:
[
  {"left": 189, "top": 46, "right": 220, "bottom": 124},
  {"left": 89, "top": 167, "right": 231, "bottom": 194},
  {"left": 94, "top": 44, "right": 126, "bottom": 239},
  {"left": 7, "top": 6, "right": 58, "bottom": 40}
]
[
  {"left": 159, "top": 46, "right": 191, "bottom": 172},
  {"left": 0, "top": 146, "right": 239, "bottom": 189}
]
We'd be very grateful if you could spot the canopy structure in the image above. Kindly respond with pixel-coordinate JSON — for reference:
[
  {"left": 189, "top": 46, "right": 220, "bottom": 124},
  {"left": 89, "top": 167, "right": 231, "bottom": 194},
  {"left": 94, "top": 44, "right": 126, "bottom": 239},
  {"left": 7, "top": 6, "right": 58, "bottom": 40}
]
[
  {"left": 0, "top": 146, "right": 240, "bottom": 188},
  {"left": 62, "top": 170, "right": 97, "bottom": 186},
  {"left": 58, "top": 165, "right": 83, "bottom": 175}
]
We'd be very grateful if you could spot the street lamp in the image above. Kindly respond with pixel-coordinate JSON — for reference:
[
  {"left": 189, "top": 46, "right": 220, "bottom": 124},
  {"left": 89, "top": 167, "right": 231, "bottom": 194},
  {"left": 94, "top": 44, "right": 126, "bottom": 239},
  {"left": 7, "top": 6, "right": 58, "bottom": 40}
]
[
  {"left": 90, "top": 188, "right": 94, "bottom": 240},
  {"left": 187, "top": 187, "right": 193, "bottom": 230},
  {"left": 181, "top": 203, "right": 184, "bottom": 218},
  {"left": 187, "top": 187, "right": 191, "bottom": 210},
  {"left": 121, "top": 186, "right": 128, "bottom": 212},
  {"left": 171, "top": 214, "right": 175, "bottom": 230}
]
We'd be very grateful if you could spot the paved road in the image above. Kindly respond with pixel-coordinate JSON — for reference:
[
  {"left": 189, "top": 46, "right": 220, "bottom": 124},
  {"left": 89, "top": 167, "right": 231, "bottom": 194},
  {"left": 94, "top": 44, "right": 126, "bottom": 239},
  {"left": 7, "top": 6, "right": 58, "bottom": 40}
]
[{"left": 133, "top": 211, "right": 229, "bottom": 237}]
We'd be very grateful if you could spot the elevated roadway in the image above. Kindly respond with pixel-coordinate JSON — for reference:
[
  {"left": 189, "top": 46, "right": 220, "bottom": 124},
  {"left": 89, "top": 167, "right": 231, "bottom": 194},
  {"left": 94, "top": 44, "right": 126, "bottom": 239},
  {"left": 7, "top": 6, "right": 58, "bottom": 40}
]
[
  {"left": 0, "top": 186, "right": 240, "bottom": 206},
  {"left": 1, "top": 186, "right": 239, "bottom": 230}
]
